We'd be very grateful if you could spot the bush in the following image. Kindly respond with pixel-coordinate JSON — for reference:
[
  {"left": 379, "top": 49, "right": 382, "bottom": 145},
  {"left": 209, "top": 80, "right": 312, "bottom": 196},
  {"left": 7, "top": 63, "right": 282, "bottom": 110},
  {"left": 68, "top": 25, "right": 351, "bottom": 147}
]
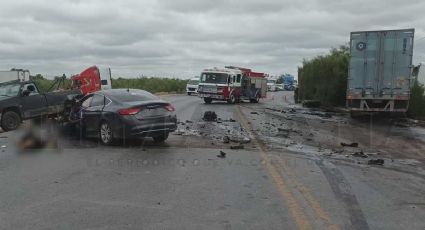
[
  {"left": 32, "top": 74, "right": 55, "bottom": 93},
  {"left": 111, "top": 77, "right": 188, "bottom": 93},
  {"left": 32, "top": 75, "right": 188, "bottom": 94},
  {"left": 298, "top": 46, "right": 349, "bottom": 107},
  {"left": 407, "top": 81, "right": 425, "bottom": 119}
]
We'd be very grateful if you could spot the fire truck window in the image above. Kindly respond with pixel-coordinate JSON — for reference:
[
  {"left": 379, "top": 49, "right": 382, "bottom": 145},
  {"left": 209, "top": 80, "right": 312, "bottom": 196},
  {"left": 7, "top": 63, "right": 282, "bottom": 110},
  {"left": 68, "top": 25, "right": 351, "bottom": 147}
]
[
  {"left": 237, "top": 75, "right": 241, "bottom": 83},
  {"left": 101, "top": 80, "right": 108, "bottom": 85},
  {"left": 232, "top": 75, "right": 236, "bottom": 83}
]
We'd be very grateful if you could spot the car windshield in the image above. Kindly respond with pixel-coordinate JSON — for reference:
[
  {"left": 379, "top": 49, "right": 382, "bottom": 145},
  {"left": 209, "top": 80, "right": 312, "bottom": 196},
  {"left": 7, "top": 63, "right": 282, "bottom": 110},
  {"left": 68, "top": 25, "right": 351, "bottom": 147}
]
[
  {"left": 188, "top": 79, "right": 199, "bottom": 85},
  {"left": 200, "top": 73, "right": 228, "bottom": 84},
  {"left": 0, "top": 83, "right": 21, "bottom": 97}
]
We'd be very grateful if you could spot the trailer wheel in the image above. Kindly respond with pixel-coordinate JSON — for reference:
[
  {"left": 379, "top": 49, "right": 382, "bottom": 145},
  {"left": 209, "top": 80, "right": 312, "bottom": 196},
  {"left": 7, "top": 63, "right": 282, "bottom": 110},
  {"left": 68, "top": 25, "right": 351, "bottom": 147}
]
[
  {"left": 204, "top": 98, "right": 212, "bottom": 104},
  {"left": 227, "top": 94, "right": 236, "bottom": 104},
  {"left": 1, "top": 111, "right": 21, "bottom": 131}
]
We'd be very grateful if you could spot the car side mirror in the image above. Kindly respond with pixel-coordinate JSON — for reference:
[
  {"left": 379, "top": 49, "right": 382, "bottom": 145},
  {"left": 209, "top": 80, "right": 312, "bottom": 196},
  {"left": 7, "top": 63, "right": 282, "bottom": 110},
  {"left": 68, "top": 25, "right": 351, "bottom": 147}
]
[{"left": 22, "top": 90, "right": 30, "bottom": 97}]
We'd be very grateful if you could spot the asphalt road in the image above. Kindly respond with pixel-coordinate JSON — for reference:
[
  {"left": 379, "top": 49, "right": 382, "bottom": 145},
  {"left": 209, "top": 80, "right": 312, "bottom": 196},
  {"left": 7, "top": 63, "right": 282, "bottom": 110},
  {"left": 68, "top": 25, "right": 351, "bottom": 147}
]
[{"left": 0, "top": 91, "right": 424, "bottom": 230}]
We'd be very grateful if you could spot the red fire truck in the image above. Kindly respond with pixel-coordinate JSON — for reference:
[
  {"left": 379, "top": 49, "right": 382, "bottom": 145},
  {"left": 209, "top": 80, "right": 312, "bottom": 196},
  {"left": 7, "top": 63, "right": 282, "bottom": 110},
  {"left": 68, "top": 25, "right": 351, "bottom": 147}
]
[{"left": 197, "top": 66, "right": 267, "bottom": 104}]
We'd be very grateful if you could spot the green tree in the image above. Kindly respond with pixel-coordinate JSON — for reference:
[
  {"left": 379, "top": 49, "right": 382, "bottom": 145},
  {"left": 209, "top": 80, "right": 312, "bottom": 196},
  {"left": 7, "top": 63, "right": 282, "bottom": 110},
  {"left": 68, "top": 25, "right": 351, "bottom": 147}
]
[{"left": 298, "top": 45, "right": 349, "bottom": 107}]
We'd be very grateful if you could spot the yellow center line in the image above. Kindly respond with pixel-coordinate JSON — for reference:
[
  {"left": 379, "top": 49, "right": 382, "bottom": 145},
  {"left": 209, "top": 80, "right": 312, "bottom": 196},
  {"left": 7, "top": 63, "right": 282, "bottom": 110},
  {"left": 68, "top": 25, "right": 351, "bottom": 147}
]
[
  {"left": 235, "top": 105, "right": 312, "bottom": 230},
  {"left": 235, "top": 105, "right": 340, "bottom": 230}
]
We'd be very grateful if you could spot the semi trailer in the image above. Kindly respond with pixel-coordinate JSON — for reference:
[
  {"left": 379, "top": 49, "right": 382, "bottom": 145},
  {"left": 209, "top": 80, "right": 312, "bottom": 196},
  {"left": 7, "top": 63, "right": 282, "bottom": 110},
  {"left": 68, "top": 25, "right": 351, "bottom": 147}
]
[{"left": 347, "top": 28, "right": 415, "bottom": 114}]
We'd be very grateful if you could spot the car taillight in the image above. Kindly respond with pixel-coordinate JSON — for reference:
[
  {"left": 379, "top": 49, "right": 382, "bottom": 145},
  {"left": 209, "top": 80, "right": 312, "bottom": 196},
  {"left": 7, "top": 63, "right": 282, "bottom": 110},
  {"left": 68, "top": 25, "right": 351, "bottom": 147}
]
[
  {"left": 118, "top": 108, "right": 141, "bottom": 116},
  {"left": 165, "top": 104, "right": 175, "bottom": 112}
]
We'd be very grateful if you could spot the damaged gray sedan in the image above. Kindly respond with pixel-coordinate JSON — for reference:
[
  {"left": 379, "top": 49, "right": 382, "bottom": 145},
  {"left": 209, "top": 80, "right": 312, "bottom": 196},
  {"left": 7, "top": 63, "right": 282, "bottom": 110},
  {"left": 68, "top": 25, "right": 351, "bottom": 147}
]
[{"left": 79, "top": 89, "right": 177, "bottom": 145}]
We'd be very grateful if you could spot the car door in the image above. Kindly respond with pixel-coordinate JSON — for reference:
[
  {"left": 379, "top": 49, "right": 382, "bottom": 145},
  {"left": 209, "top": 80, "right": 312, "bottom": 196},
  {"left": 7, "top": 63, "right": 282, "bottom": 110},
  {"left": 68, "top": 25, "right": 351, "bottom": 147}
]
[
  {"left": 20, "top": 83, "right": 48, "bottom": 119},
  {"left": 83, "top": 93, "right": 105, "bottom": 136}
]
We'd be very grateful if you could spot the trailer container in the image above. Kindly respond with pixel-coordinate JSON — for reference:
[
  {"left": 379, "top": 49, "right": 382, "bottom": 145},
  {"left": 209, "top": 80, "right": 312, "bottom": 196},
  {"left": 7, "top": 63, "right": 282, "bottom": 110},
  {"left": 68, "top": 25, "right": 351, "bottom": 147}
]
[{"left": 347, "top": 29, "right": 415, "bottom": 113}]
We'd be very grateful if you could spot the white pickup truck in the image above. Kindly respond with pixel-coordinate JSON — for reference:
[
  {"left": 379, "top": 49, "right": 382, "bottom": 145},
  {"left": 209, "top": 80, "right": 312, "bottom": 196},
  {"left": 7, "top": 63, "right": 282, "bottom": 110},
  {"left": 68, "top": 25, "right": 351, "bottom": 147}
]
[
  {"left": 186, "top": 77, "right": 200, "bottom": 95},
  {"left": 267, "top": 79, "right": 277, "bottom": 91}
]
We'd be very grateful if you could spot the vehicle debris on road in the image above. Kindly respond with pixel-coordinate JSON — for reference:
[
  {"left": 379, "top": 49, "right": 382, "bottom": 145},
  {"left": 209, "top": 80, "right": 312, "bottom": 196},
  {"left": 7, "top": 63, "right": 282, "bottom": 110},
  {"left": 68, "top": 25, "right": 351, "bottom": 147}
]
[
  {"left": 203, "top": 111, "right": 217, "bottom": 121},
  {"left": 352, "top": 151, "right": 368, "bottom": 158},
  {"left": 217, "top": 151, "right": 226, "bottom": 158},
  {"left": 368, "top": 159, "right": 385, "bottom": 165},
  {"left": 229, "top": 136, "right": 251, "bottom": 144},
  {"left": 341, "top": 142, "right": 359, "bottom": 147},
  {"left": 230, "top": 145, "right": 244, "bottom": 150},
  {"left": 223, "top": 136, "right": 230, "bottom": 144}
]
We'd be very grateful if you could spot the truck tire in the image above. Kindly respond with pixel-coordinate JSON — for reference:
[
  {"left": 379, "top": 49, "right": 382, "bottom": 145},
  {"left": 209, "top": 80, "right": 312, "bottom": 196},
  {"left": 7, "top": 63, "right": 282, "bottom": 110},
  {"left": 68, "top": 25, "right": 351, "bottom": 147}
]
[
  {"left": 227, "top": 94, "right": 236, "bottom": 104},
  {"left": 204, "top": 98, "right": 212, "bottom": 104},
  {"left": 1, "top": 111, "right": 21, "bottom": 131},
  {"left": 187, "top": 92, "right": 192, "bottom": 96}
]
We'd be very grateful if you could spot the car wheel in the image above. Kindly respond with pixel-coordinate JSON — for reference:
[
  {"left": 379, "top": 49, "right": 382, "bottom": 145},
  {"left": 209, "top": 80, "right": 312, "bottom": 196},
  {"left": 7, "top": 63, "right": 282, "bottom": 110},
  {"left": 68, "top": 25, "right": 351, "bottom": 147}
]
[
  {"left": 1, "top": 111, "right": 21, "bottom": 131},
  {"left": 99, "top": 121, "right": 114, "bottom": 145},
  {"left": 187, "top": 92, "right": 192, "bottom": 96},
  {"left": 204, "top": 98, "right": 212, "bottom": 104},
  {"left": 153, "top": 133, "right": 169, "bottom": 143}
]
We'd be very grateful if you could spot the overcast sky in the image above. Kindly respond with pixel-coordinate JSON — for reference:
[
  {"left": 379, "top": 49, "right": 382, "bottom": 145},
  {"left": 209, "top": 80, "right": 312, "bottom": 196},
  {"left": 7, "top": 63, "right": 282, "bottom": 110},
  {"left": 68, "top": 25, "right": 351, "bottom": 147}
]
[{"left": 0, "top": 0, "right": 424, "bottom": 79}]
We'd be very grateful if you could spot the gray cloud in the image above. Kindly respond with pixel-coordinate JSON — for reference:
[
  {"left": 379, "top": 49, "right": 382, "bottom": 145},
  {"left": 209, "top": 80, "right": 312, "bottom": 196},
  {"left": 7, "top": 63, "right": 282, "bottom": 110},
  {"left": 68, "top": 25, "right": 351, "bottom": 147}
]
[{"left": 0, "top": 0, "right": 424, "bottom": 78}]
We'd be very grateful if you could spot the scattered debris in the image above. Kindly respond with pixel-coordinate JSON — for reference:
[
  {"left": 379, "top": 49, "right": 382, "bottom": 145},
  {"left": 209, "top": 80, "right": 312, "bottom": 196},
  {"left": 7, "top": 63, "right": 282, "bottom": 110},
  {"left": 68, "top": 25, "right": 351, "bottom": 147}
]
[
  {"left": 174, "top": 129, "right": 185, "bottom": 135},
  {"left": 203, "top": 111, "right": 217, "bottom": 121},
  {"left": 217, "top": 151, "right": 226, "bottom": 158},
  {"left": 304, "top": 111, "right": 332, "bottom": 118},
  {"left": 223, "top": 136, "right": 230, "bottom": 144},
  {"left": 250, "top": 111, "right": 259, "bottom": 115},
  {"left": 1, "top": 145, "right": 6, "bottom": 148},
  {"left": 333, "top": 149, "right": 344, "bottom": 154},
  {"left": 230, "top": 145, "right": 244, "bottom": 150},
  {"left": 368, "top": 159, "right": 384, "bottom": 165},
  {"left": 229, "top": 136, "right": 251, "bottom": 144},
  {"left": 352, "top": 151, "right": 368, "bottom": 158},
  {"left": 288, "top": 108, "right": 296, "bottom": 113},
  {"left": 185, "top": 120, "right": 193, "bottom": 123},
  {"left": 341, "top": 142, "right": 359, "bottom": 147}
]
